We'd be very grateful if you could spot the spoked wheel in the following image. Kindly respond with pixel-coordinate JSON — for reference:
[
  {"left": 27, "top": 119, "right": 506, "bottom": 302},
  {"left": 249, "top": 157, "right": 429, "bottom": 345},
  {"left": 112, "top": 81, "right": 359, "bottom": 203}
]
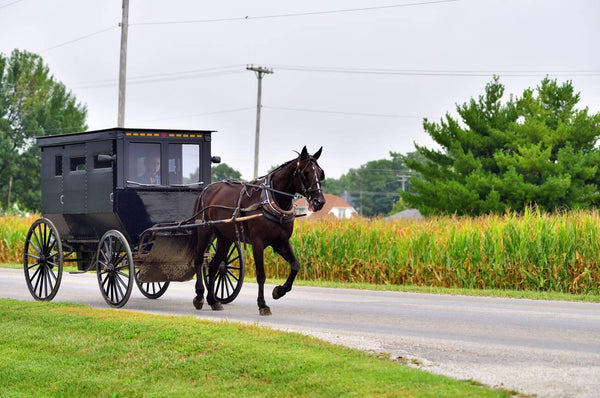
[
  {"left": 96, "top": 230, "right": 134, "bottom": 308},
  {"left": 23, "top": 218, "right": 63, "bottom": 301},
  {"left": 202, "top": 238, "right": 244, "bottom": 304},
  {"left": 134, "top": 268, "right": 170, "bottom": 299}
]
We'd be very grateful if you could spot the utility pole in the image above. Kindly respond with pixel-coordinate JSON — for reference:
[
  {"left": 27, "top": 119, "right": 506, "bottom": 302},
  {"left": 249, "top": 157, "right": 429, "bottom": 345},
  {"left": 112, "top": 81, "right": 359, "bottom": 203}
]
[
  {"left": 246, "top": 65, "right": 273, "bottom": 179},
  {"left": 6, "top": 176, "right": 12, "bottom": 209},
  {"left": 117, "top": 0, "right": 129, "bottom": 128},
  {"left": 397, "top": 174, "right": 410, "bottom": 191}
]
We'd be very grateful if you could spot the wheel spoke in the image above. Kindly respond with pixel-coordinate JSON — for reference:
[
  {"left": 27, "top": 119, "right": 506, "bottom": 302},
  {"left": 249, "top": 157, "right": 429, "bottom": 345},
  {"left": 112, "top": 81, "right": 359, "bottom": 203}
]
[
  {"left": 31, "top": 266, "right": 43, "bottom": 291},
  {"left": 41, "top": 267, "right": 48, "bottom": 298},
  {"left": 114, "top": 252, "right": 127, "bottom": 267},
  {"left": 114, "top": 277, "right": 126, "bottom": 302},
  {"left": 25, "top": 252, "right": 40, "bottom": 260},
  {"left": 223, "top": 275, "right": 231, "bottom": 297},
  {"left": 47, "top": 251, "right": 60, "bottom": 259},
  {"left": 28, "top": 240, "right": 42, "bottom": 256},
  {"left": 226, "top": 269, "right": 239, "bottom": 283},
  {"left": 217, "top": 275, "right": 225, "bottom": 299},
  {"left": 227, "top": 255, "right": 240, "bottom": 265},
  {"left": 47, "top": 267, "right": 57, "bottom": 284}
]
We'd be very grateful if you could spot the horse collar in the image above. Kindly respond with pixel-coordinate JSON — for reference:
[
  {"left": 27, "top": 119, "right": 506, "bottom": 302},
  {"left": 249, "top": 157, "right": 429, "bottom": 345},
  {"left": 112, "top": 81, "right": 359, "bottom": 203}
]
[{"left": 261, "top": 174, "right": 295, "bottom": 224}]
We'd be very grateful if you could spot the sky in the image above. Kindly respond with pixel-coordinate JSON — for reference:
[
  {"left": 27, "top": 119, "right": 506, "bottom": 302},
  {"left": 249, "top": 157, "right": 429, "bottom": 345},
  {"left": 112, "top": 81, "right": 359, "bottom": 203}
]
[{"left": 1, "top": 0, "right": 598, "bottom": 180}]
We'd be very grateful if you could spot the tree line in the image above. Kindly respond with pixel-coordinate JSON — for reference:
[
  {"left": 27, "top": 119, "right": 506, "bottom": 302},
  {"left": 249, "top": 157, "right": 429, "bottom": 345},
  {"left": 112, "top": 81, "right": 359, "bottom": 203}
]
[{"left": 2, "top": 49, "right": 599, "bottom": 218}]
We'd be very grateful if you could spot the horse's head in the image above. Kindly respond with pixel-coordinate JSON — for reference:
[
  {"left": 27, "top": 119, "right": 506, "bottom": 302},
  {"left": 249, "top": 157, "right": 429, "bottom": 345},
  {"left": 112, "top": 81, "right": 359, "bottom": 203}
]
[{"left": 294, "top": 146, "right": 326, "bottom": 212}]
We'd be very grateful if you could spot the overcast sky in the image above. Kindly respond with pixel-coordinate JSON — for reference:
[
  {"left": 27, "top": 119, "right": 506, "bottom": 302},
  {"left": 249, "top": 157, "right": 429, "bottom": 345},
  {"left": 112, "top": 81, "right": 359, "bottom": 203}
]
[{"left": 1, "top": 0, "right": 598, "bottom": 180}]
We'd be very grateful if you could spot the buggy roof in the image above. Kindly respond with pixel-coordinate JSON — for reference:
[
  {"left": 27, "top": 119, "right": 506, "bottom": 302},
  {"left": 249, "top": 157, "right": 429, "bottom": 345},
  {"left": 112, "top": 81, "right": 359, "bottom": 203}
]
[{"left": 36, "top": 127, "right": 217, "bottom": 147}]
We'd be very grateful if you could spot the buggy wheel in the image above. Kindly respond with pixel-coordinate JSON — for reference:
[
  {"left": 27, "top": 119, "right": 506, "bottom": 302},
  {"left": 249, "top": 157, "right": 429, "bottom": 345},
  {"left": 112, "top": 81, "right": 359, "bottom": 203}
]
[
  {"left": 134, "top": 268, "right": 170, "bottom": 299},
  {"left": 203, "top": 238, "right": 244, "bottom": 304},
  {"left": 96, "top": 230, "right": 134, "bottom": 308},
  {"left": 23, "top": 218, "right": 63, "bottom": 301}
]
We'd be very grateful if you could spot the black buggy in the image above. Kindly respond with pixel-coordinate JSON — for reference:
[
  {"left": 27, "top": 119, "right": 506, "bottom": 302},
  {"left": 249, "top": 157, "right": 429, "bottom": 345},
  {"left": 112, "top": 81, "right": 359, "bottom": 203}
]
[{"left": 23, "top": 128, "right": 248, "bottom": 308}]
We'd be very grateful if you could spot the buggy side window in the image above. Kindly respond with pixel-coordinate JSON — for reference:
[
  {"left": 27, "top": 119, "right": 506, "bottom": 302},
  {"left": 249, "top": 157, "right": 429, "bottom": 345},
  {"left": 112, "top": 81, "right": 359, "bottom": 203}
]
[
  {"left": 70, "top": 156, "right": 86, "bottom": 172},
  {"left": 55, "top": 155, "right": 63, "bottom": 176},
  {"left": 168, "top": 144, "right": 200, "bottom": 185},
  {"left": 128, "top": 143, "right": 162, "bottom": 185}
]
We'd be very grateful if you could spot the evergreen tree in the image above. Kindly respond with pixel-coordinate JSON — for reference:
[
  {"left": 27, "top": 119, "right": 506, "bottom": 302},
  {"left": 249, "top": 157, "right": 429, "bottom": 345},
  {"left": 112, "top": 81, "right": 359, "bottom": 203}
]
[{"left": 402, "top": 77, "right": 600, "bottom": 215}]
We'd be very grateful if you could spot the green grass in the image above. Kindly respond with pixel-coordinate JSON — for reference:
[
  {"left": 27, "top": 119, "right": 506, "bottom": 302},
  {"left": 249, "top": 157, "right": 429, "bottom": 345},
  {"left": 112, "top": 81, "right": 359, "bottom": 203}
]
[{"left": 0, "top": 299, "right": 512, "bottom": 398}]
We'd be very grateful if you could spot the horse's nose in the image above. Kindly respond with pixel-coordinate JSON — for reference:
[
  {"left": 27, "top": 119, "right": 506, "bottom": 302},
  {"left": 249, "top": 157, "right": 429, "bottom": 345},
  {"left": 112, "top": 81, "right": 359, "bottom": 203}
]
[{"left": 311, "top": 197, "right": 325, "bottom": 211}]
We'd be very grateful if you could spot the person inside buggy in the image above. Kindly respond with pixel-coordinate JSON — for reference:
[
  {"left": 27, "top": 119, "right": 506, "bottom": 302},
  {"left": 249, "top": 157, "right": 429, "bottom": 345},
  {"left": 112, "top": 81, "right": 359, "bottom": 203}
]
[{"left": 127, "top": 142, "right": 202, "bottom": 187}]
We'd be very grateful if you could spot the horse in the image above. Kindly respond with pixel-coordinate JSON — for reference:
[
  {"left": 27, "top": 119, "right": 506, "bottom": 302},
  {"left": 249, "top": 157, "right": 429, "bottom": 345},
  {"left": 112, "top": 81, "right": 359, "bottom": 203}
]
[{"left": 188, "top": 146, "right": 326, "bottom": 315}]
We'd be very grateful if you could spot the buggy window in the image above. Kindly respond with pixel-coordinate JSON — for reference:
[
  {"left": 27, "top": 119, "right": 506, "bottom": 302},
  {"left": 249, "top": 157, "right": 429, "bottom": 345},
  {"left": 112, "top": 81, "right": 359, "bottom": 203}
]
[
  {"left": 128, "top": 143, "right": 162, "bottom": 185},
  {"left": 55, "top": 155, "right": 62, "bottom": 176},
  {"left": 168, "top": 144, "right": 200, "bottom": 185},
  {"left": 70, "top": 156, "right": 86, "bottom": 172}
]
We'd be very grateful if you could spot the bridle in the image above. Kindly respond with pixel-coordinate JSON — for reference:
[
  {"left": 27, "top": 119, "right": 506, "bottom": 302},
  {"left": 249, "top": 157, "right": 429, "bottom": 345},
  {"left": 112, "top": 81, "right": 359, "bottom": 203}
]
[{"left": 293, "top": 157, "right": 324, "bottom": 202}]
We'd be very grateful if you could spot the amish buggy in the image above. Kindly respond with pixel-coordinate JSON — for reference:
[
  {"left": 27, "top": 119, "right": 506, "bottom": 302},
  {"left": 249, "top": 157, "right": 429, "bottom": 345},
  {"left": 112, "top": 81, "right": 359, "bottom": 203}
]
[
  {"left": 23, "top": 127, "right": 326, "bottom": 314},
  {"left": 23, "top": 127, "right": 248, "bottom": 308}
]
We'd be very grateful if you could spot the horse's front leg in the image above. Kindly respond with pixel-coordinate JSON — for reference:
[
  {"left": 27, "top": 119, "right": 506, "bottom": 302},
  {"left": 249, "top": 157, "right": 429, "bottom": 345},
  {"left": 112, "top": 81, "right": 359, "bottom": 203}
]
[
  {"left": 253, "top": 244, "right": 271, "bottom": 315},
  {"left": 272, "top": 241, "right": 299, "bottom": 300}
]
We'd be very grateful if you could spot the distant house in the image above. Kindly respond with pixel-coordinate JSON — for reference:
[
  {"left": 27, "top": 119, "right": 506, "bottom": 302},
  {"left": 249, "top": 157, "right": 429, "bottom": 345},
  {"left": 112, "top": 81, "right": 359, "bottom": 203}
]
[
  {"left": 294, "top": 193, "right": 358, "bottom": 221},
  {"left": 385, "top": 208, "right": 423, "bottom": 221}
]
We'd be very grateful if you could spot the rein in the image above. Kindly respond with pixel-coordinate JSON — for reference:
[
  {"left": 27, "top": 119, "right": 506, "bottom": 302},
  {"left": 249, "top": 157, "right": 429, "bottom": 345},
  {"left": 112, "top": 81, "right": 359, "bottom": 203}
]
[{"left": 190, "top": 155, "right": 322, "bottom": 226}]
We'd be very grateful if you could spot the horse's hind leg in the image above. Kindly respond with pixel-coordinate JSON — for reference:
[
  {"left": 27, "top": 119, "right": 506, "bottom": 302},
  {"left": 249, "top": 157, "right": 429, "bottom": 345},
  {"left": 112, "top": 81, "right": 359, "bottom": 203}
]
[
  {"left": 272, "top": 241, "right": 300, "bottom": 300},
  {"left": 205, "top": 236, "right": 232, "bottom": 311},
  {"left": 192, "top": 231, "right": 212, "bottom": 310},
  {"left": 193, "top": 258, "right": 205, "bottom": 310}
]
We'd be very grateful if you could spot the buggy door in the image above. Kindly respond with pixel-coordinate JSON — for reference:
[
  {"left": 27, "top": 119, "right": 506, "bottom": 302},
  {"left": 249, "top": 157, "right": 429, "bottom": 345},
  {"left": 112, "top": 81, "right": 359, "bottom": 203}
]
[
  {"left": 40, "top": 146, "right": 64, "bottom": 214},
  {"left": 87, "top": 140, "right": 114, "bottom": 213},
  {"left": 63, "top": 144, "right": 86, "bottom": 213}
]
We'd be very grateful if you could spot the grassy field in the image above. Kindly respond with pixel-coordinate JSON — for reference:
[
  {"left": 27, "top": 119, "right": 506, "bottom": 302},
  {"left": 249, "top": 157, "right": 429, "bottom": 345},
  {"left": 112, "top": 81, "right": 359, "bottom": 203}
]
[
  {"left": 3, "top": 209, "right": 599, "bottom": 296},
  {"left": 0, "top": 299, "right": 512, "bottom": 398}
]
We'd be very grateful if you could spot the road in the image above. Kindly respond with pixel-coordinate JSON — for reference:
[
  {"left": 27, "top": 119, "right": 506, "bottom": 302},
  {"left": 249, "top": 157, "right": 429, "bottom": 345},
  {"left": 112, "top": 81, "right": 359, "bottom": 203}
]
[{"left": 2, "top": 267, "right": 599, "bottom": 398}]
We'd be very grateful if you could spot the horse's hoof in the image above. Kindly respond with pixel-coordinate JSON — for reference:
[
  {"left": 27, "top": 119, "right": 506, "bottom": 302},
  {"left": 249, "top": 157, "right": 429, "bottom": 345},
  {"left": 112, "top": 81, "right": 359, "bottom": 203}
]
[
  {"left": 259, "top": 306, "right": 272, "bottom": 316},
  {"left": 193, "top": 297, "right": 204, "bottom": 310},
  {"left": 210, "top": 302, "right": 224, "bottom": 311},
  {"left": 272, "top": 285, "right": 284, "bottom": 300}
]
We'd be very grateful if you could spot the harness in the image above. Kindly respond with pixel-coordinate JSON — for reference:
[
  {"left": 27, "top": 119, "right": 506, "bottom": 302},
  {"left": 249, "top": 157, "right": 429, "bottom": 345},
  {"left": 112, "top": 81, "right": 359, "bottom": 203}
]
[{"left": 191, "top": 156, "right": 323, "bottom": 232}]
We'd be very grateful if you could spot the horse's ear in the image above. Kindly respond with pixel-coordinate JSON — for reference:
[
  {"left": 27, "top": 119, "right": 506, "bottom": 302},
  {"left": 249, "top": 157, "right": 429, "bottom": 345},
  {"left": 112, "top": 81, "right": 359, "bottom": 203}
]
[
  {"left": 300, "top": 146, "right": 308, "bottom": 160},
  {"left": 313, "top": 147, "right": 322, "bottom": 160}
]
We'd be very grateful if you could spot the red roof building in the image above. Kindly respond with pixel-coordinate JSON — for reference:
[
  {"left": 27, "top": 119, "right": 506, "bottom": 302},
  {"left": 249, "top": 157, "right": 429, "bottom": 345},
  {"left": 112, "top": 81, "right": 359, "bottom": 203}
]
[{"left": 294, "top": 193, "right": 358, "bottom": 221}]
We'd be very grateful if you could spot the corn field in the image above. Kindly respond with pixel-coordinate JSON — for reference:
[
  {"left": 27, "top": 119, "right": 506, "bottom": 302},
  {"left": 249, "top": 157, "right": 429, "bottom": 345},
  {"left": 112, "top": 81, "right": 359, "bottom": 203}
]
[
  {"left": 1, "top": 210, "right": 599, "bottom": 294},
  {"left": 246, "top": 208, "right": 600, "bottom": 294},
  {"left": 0, "top": 214, "right": 38, "bottom": 264}
]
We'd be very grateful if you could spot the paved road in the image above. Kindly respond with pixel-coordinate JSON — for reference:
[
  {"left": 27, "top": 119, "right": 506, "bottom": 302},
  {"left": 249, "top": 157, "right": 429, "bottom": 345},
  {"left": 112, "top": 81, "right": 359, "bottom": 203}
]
[{"left": 2, "top": 267, "right": 599, "bottom": 398}]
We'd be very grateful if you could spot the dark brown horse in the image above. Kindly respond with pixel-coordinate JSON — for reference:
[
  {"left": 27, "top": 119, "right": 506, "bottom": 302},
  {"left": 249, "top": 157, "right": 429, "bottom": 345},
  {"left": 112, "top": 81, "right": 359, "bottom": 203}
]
[{"left": 188, "top": 146, "right": 325, "bottom": 315}]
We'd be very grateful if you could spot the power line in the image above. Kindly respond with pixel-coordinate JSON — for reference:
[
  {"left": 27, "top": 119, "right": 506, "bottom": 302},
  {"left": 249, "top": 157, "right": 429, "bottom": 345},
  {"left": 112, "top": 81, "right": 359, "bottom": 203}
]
[
  {"left": 264, "top": 105, "right": 421, "bottom": 119},
  {"left": 130, "top": 0, "right": 459, "bottom": 26},
  {"left": 71, "top": 65, "right": 245, "bottom": 88},
  {"left": 71, "top": 67, "right": 245, "bottom": 89},
  {"left": 40, "top": 25, "right": 118, "bottom": 53},
  {"left": 271, "top": 65, "right": 600, "bottom": 77},
  {"left": 138, "top": 107, "right": 255, "bottom": 123},
  {"left": 0, "top": 0, "right": 25, "bottom": 10}
]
